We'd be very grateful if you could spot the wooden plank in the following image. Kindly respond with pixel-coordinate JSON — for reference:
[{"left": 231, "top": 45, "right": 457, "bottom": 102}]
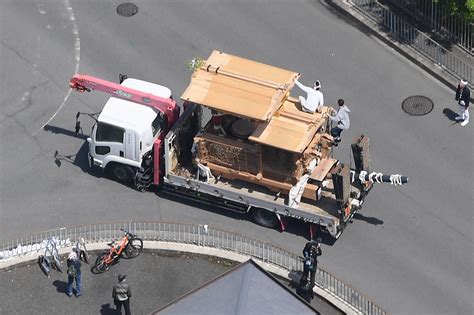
[{"left": 310, "top": 158, "right": 337, "bottom": 182}]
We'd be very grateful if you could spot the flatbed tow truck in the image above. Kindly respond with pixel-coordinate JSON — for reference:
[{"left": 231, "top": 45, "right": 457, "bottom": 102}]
[{"left": 70, "top": 50, "right": 407, "bottom": 239}]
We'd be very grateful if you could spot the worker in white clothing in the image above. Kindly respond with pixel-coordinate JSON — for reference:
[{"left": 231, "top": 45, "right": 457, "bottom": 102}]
[
  {"left": 454, "top": 79, "right": 470, "bottom": 126},
  {"left": 294, "top": 80, "right": 324, "bottom": 113}
]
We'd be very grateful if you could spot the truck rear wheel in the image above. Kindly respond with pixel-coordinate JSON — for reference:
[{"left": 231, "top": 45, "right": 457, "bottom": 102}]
[
  {"left": 252, "top": 208, "right": 278, "bottom": 228},
  {"left": 108, "top": 163, "right": 134, "bottom": 184}
]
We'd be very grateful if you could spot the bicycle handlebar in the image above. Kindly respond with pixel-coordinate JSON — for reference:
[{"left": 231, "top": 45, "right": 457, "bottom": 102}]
[{"left": 120, "top": 228, "right": 136, "bottom": 237}]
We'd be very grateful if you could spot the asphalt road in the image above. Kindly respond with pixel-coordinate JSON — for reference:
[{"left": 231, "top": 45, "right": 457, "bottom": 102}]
[{"left": 0, "top": 0, "right": 472, "bottom": 314}]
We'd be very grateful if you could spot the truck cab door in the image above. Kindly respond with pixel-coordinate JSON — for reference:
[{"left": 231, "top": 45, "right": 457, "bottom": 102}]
[{"left": 91, "top": 122, "right": 126, "bottom": 163}]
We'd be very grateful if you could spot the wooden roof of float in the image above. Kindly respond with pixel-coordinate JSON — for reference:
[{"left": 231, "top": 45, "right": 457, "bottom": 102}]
[
  {"left": 181, "top": 50, "right": 299, "bottom": 121},
  {"left": 249, "top": 98, "right": 330, "bottom": 153},
  {"left": 181, "top": 50, "right": 329, "bottom": 153}
]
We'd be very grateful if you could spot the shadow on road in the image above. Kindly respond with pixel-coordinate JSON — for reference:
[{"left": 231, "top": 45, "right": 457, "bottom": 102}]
[
  {"left": 100, "top": 303, "right": 116, "bottom": 315},
  {"left": 43, "top": 124, "right": 103, "bottom": 178},
  {"left": 54, "top": 142, "right": 90, "bottom": 175},
  {"left": 52, "top": 142, "right": 93, "bottom": 174},
  {"left": 352, "top": 213, "right": 384, "bottom": 225},
  {"left": 44, "top": 124, "right": 88, "bottom": 140},
  {"left": 52, "top": 280, "right": 68, "bottom": 294},
  {"left": 44, "top": 124, "right": 95, "bottom": 172},
  {"left": 156, "top": 189, "right": 328, "bottom": 242},
  {"left": 442, "top": 107, "right": 459, "bottom": 122}
]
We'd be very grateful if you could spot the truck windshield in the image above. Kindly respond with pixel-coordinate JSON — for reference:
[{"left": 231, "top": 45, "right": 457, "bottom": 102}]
[{"left": 96, "top": 122, "right": 124, "bottom": 143}]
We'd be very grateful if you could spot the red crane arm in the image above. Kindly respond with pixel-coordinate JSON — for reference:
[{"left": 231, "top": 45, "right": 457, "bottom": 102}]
[{"left": 69, "top": 74, "right": 179, "bottom": 124}]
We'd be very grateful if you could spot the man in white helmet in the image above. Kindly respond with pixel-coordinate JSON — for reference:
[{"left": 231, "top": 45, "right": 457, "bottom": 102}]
[
  {"left": 294, "top": 79, "right": 324, "bottom": 113},
  {"left": 455, "top": 79, "right": 470, "bottom": 126}
]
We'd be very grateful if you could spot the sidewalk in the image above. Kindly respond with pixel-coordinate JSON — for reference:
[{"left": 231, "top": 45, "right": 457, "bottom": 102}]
[
  {"left": 326, "top": 0, "right": 472, "bottom": 91},
  {"left": 0, "top": 250, "right": 341, "bottom": 314}
]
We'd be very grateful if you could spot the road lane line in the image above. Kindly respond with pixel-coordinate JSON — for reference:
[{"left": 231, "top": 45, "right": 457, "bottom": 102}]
[{"left": 33, "top": 0, "right": 80, "bottom": 136}]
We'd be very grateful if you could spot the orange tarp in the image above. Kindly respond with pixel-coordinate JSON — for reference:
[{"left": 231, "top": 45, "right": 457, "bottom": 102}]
[{"left": 181, "top": 50, "right": 299, "bottom": 121}]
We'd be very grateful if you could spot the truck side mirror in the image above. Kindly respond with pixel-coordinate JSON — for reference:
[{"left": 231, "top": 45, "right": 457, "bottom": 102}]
[{"left": 119, "top": 74, "right": 128, "bottom": 84}]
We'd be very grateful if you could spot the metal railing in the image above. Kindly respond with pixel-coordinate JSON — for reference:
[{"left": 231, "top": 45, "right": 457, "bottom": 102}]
[
  {"left": 383, "top": 0, "right": 473, "bottom": 52},
  {"left": 351, "top": 0, "right": 473, "bottom": 83},
  {"left": 0, "top": 221, "right": 385, "bottom": 315}
]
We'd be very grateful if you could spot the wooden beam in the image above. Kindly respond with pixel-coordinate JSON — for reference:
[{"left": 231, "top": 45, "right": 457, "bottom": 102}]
[
  {"left": 310, "top": 158, "right": 338, "bottom": 183},
  {"left": 331, "top": 163, "right": 351, "bottom": 217},
  {"left": 351, "top": 134, "right": 371, "bottom": 173},
  {"left": 206, "top": 162, "right": 319, "bottom": 201}
]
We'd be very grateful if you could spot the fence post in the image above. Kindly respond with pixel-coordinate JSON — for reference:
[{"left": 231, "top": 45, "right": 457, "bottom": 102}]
[{"left": 198, "top": 225, "right": 201, "bottom": 246}]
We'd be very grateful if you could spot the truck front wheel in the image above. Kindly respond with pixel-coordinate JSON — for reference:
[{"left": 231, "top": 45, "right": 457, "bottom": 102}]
[
  {"left": 252, "top": 208, "right": 278, "bottom": 228},
  {"left": 107, "top": 163, "right": 134, "bottom": 184}
]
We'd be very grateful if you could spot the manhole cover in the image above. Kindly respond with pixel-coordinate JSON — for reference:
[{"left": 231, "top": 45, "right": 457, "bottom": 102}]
[
  {"left": 401, "top": 95, "right": 434, "bottom": 116},
  {"left": 117, "top": 3, "right": 138, "bottom": 17}
]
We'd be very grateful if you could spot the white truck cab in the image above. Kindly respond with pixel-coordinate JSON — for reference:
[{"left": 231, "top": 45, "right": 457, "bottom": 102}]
[{"left": 88, "top": 78, "right": 172, "bottom": 174}]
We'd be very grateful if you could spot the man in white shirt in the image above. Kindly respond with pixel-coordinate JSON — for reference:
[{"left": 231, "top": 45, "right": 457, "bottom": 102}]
[{"left": 294, "top": 79, "right": 324, "bottom": 113}]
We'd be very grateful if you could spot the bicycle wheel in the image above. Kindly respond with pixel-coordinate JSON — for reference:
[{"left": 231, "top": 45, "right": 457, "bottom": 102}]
[
  {"left": 124, "top": 237, "right": 143, "bottom": 258},
  {"left": 94, "top": 251, "right": 111, "bottom": 273}
]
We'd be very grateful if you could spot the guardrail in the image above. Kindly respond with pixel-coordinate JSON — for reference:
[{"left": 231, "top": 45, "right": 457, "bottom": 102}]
[
  {"left": 351, "top": 0, "right": 473, "bottom": 83},
  {"left": 383, "top": 0, "right": 473, "bottom": 52},
  {"left": 0, "top": 221, "right": 386, "bottom": 315}
]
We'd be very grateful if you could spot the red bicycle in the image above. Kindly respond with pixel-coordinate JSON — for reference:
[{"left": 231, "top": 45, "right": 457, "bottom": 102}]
[{"left": 93, "top": 229, "right": 143, "bottom": 273}]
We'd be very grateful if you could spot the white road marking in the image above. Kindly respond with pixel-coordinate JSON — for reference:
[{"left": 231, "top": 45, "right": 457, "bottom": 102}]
[{"left": 32, "top": 0, "right": 80, "bottom": 136}]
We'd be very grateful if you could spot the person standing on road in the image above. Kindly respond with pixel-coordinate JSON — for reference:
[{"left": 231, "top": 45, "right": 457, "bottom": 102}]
[
  {"left": 113, "top": 274, "right": 132, "bottom": 315},
  {"left": 300, "top": 239, "right": 322, "bottom": 291},
  {"left": 455, "top": 79, "right": 470, "bottom": 126},
  {"left": 66, "top": 251, "right": 82, "bottom": 297},
  {"left": 330, "top": 98, "right": 351, "bottom": 144},
  {"left": 294, "top": 79, "right": 324, "bottom": 113}
]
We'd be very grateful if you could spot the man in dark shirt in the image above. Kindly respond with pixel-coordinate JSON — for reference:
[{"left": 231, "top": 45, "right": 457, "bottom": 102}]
[
  {"left": 455, "top": 79, "right": 470, "bottom": 126},
  {"left": 113, "top": 274, "right": 132, "bottom": 315},
  {"left": 300, "top": 239, "right": 322, "bottom": 291}
]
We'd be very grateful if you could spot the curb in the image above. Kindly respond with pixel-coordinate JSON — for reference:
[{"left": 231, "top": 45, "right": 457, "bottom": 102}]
[
  {"left": 324, "top": 0, "right": 468, "bottom": 93},
  {"left": 0, "top": 241, "right": 361, "bottom": 315}
]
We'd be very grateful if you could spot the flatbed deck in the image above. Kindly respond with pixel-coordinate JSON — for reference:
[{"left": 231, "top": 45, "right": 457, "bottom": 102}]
[
  {"left": 163, "top": 101, "right": 363, "bottom": 238},
  {"left": 205, "top": 176, "right": 341, "bottom": 218},
  {"left": 167, "top": 164, "right": 361, "bottom": 220}
]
